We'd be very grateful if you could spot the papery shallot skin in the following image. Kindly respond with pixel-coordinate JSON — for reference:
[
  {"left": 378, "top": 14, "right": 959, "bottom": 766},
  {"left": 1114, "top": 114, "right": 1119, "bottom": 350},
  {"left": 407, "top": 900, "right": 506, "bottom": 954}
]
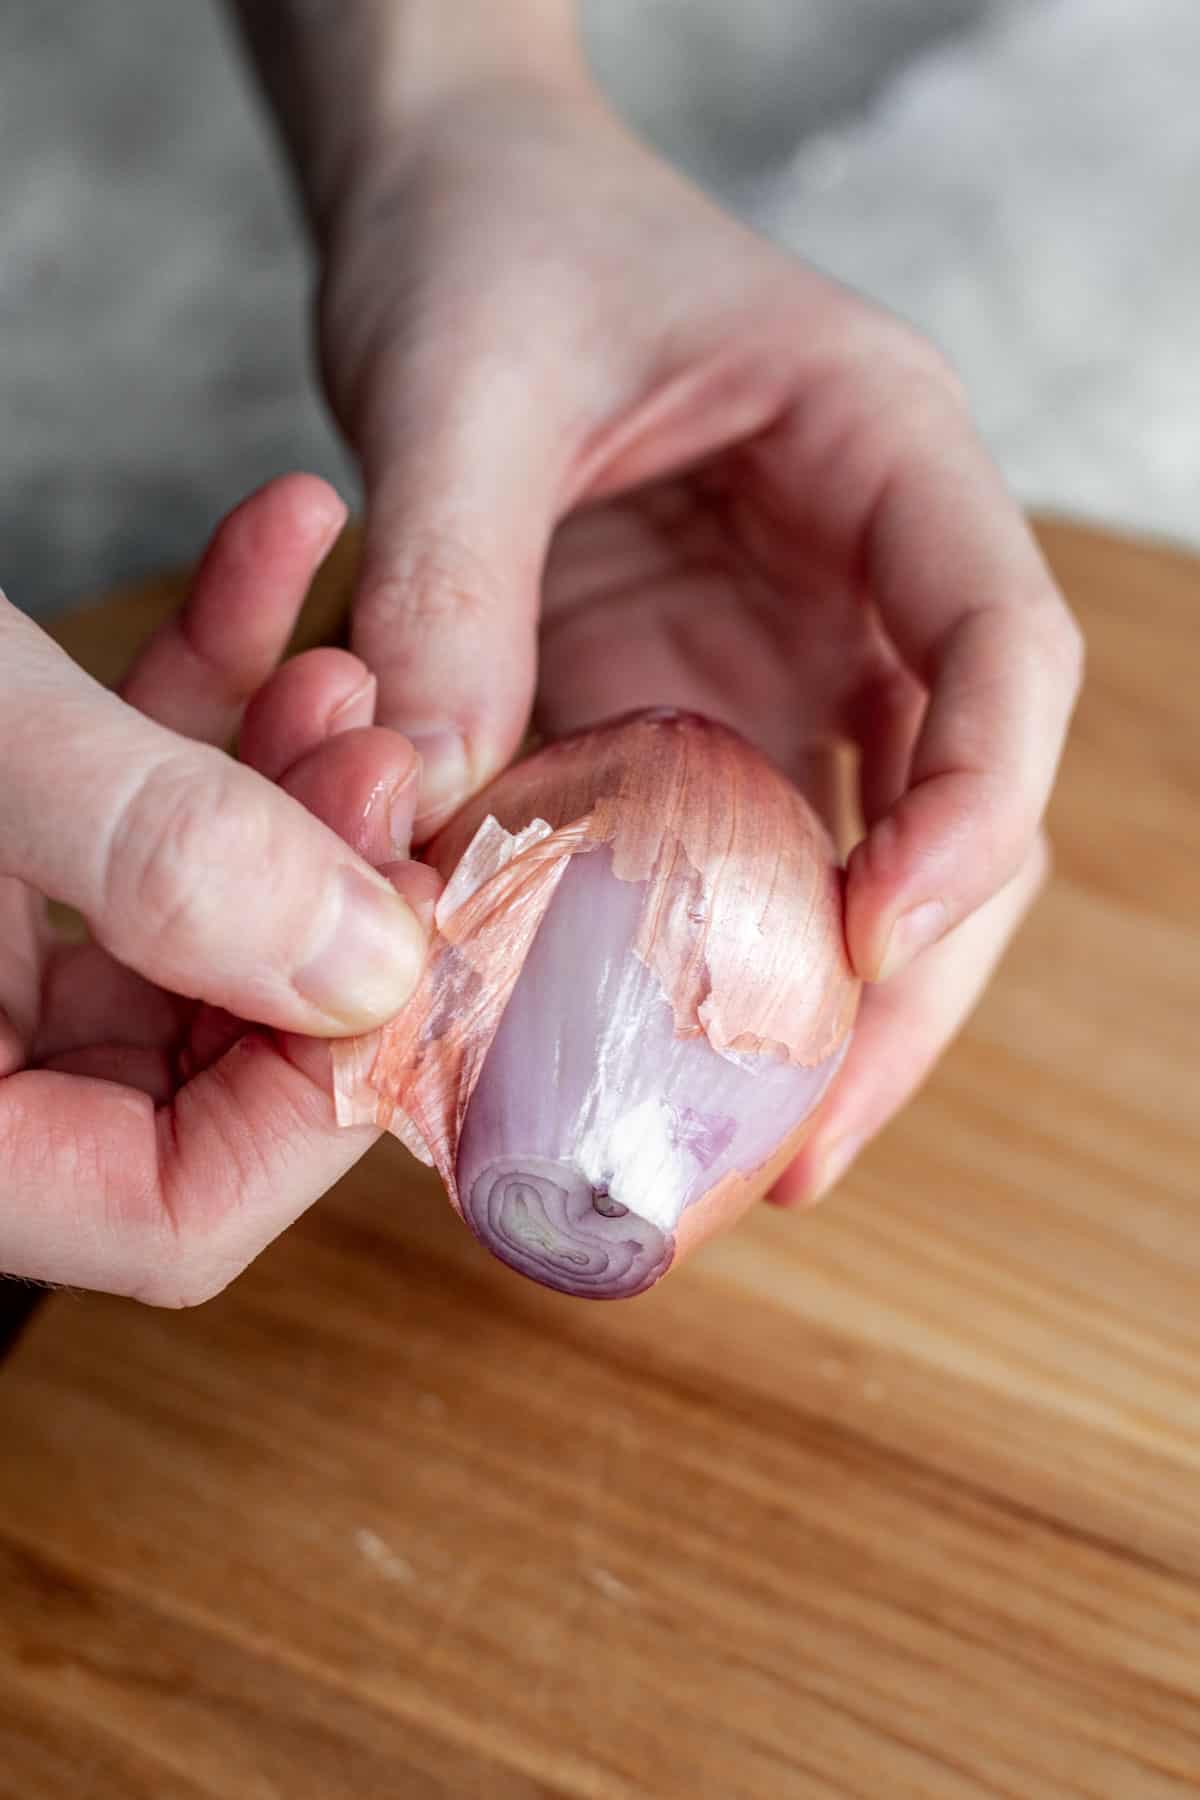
[{"left": 334, "top": 710, "right": 860, "bottom": 1300}]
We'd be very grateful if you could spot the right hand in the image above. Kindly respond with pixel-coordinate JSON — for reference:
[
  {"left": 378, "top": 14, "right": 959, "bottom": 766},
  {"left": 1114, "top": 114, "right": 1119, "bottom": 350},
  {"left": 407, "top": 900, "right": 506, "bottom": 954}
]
[
  {"left": 0, "top": 476, "right": 428, "bottom": 1304},
  {"left": 316, "top": 77, "right": 1080, "bottom": 1209}
]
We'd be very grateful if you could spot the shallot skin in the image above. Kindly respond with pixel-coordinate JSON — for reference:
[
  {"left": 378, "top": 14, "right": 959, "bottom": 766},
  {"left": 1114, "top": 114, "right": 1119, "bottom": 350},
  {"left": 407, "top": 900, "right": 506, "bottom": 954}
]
[{"left": 334, "top": 710, "right": 860, "bottom": 1300}]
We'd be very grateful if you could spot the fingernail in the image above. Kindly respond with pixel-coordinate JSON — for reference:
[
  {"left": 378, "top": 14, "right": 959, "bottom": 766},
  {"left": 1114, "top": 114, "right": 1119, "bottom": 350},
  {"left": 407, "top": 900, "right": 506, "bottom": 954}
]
[
  {"left": 388, "top": 764, "right": 420, "bottom": 859},
  {"left": 377, "top": 861, "right": 441, "bottom": 934},
  {"left": 315, "top": 498, "right": 349, "bottom": 559},
  {"left": 294, "top": 865, "right": 426, "bottom": 1029},
  {"left": 877, "top": 898, "right": 947, "bottom": 982},
  {"left": 811, "top": 1132, "right": 864, "bottom": 1205},
  {"left": 328, "top": 673, "right": 377, "bottom": 735},
  {"left": 405, "top": 728, "right": 470, "bottom": 833}
]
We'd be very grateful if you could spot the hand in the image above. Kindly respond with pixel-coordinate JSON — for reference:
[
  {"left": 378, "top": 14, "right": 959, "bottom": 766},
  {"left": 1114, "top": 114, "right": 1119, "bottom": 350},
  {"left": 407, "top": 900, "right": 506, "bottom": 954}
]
[
  {"left": 317, "top": 79, "right": 1083, "bottom": 1202},
  {"left": 0, "top": 476, "right": 430, "bottom": 1302}
]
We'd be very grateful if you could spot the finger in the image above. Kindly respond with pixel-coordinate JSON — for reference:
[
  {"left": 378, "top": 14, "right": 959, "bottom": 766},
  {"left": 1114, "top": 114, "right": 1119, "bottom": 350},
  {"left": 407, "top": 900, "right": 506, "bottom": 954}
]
[
  {"left": 376, "top": 859, "right": 442, "bottom": 934},
  {"left": 0, "top": 742, "right": 437, "bottom": 1298},
  {"left": 271, "top": 858, "right": 442, "bottom": 1109},
  {"left": 0, "top": 597, "right": 425, "bottom": 1035},
  {"left": 179, "top": 1006, "right": 246, "bottom": 1083},
  {"left": 0, "top": 1045, "right": 376, "bottom": 1303},
  {"left": 772, "top": 835, "right": 1049, "bottom": 1208},
  {"left": 351, "top": 346, "right": 565, "bottom": 838},
  {"left": 0, "top": 693, "right": 442, "bottom": 1302},
  {"left": 843, "top": 391, "right": 1083, "bottom": 980},
  {"left": 37, "top": 1045, "right": 175, "bottom": 1103},
  {"left": 844, "top": 661, "right": 926, "bottom": 832},
  {"left": 120, "top": 474, "right": 347, "bottom": 745},
  {"left": 263, "top": 724, "right": 444, "bottom": 1106},
  {"left": 238, "top": 647, "right": 376, "bottom": 780},
  {"left": 277, "top": 726, "right": 421, "bottom": 867}
]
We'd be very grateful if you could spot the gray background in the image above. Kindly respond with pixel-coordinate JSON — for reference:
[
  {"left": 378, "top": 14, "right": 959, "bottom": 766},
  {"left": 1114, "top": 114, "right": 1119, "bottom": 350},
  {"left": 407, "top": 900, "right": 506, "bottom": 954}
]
[{"left": 2, "top": 0, "right": 1197, "bottom": 620}]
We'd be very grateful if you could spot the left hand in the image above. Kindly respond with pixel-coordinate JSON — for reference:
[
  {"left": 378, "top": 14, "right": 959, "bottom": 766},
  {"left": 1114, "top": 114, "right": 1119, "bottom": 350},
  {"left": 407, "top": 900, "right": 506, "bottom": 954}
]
[
  {"left": 0, "top": 476, "right": 434, "bottom": 1303},
  {"left": 316, "top": 78, "right": 1083, "bottom": 1203}
]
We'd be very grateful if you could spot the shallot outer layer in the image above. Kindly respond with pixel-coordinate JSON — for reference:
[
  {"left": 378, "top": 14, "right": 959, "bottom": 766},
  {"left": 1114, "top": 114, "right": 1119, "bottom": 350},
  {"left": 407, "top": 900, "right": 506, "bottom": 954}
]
[{"left": 333, "top": 710, "right": 860, "bottom": 1299}]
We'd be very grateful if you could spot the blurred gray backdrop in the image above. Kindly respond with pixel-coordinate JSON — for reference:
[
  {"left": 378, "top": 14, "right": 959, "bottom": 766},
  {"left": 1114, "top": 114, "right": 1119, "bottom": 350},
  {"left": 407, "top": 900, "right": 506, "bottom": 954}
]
[{"left": 2, "top": 0, "right": 1198, "bottom": 619}]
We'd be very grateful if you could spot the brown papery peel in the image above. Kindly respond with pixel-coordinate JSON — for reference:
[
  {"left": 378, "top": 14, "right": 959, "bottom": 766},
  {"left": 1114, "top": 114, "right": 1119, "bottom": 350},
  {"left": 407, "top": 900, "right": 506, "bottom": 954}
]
[{"left": 334, "top": 710, "right": 860, "bottom": 1299}]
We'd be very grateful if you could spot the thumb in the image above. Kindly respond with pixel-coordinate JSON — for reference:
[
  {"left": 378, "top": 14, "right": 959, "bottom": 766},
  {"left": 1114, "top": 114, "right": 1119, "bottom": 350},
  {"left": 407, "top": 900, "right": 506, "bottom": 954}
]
[
  {"left": 0, "top": 598, "right": 425, "bottom": 1035},
  {"left": 350, "top": 357, "right": 564, "bottom": 839}
]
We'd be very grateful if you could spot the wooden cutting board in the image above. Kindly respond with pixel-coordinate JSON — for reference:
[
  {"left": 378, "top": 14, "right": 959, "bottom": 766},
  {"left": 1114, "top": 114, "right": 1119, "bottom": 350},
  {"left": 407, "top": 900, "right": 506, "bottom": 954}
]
[{"left": 1, "top": 519, "right": 1198, "bottom": 1798}]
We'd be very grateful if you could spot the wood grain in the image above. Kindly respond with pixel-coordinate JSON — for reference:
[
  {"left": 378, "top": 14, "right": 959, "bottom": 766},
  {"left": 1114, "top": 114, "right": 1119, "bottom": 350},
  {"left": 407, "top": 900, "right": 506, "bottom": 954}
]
[{"left": 2, "top": 518, "right": 1199, "bottom": 1798}]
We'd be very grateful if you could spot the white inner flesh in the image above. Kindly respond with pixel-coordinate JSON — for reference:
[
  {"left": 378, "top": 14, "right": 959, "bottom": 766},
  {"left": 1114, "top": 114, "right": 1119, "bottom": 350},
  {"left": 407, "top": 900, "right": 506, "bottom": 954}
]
[{"left": 456, "top": 847, "right": 842, "bottom": 1241}]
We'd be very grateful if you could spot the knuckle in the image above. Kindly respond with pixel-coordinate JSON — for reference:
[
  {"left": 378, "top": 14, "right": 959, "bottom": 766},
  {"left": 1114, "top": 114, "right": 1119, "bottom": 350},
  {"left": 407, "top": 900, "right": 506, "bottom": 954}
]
[
  {"left": 132, "top": 1192, "right": 250, "bottom": 1312},
  {"left": 123, "top": 1197, "right": 242, "bottom": 1312},
  {"left": 864, "top": 316, "right": 968, "bottom": 411},
  {"left": 131, "top": 1049, "right": 298, "bottom": 1311},
  {"left": 1051, "top": 606, "right": 1087, "bottom": 695},
  {"left": 1025, "top": 592, "right": 1086, "bottom": 698},
  {"left": 359, "top": 534, "right": 494, "bottom": 636},
  {"left": 867, "top": 662, "right": 926, "bottom": 728},
  {"left": 102, "top": 754, "right": 264, "bottom": 950},
  {"left": 133, "top": 1256, "right": 232, "bottom": 1311},
  {"left": 122, "top": 1209, "right": 235, "bottom": 1311},
  {"left": 910, "top": 336, "right": 963, "bottom": 396},
  {"left": 1029, "top": 828, "right": 1054, "bottom": 890}
]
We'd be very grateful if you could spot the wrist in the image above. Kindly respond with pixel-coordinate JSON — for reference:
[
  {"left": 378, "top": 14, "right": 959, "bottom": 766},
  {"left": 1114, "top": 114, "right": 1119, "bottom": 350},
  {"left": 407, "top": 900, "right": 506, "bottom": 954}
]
[
  {"left": 333, "top": 1, "right": 598, "bottom": 240},
  {"left": 381, "top": 0, "right": 588, "bottom": 114},
  {"left": 230, "top": 0, "right": 591, "bottom": 243}
]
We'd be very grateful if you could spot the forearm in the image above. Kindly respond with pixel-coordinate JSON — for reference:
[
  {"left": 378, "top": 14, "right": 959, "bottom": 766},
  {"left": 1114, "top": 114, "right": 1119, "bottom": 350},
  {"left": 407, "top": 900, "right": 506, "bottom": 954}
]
[{"left": 226, "top": 0, "right": 587, "bottom": 236}]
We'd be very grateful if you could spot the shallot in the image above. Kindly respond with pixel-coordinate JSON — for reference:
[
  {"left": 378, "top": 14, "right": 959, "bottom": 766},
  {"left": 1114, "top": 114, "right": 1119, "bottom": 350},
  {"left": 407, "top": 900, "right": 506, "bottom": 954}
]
[{"left": 334, "top": 710, "right": 859, "bottom": 1299}]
